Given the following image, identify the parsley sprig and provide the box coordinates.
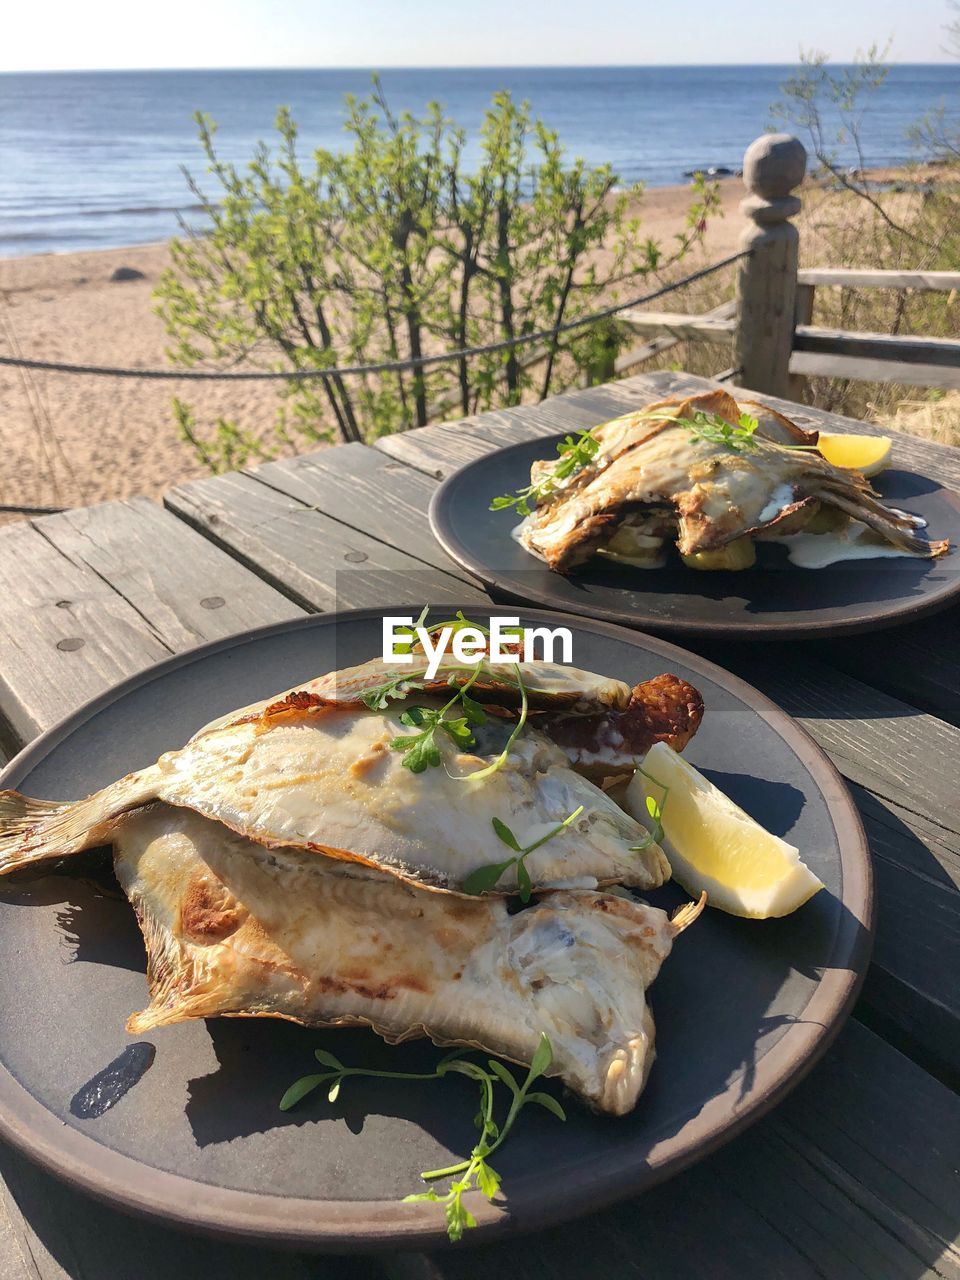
[490,428,600,516]
[390,666,487,773]
[280,1034,564,1243]
[679,409,760,451]
[461,804,585,899]
[359,671,427,711]
[356,611,531,783]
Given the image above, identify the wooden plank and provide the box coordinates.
[247,444,476,581]
[0,1141,376,1280]
[794,325,960,369]
[34,497,301,655]
[798,268,960,291]
[700,646,960,1081]
[165,469,488,613]
[851,783,960,1080]
[375,382,646,479]
[614,330,682,374]
[790,350,960,391]
[388,1020,960,1280]
[618,308,736,344]
[615,300,737,374]
[0,520,171,754]
[807,608,960,731]
[794,282,816,325]
[0,500,303,754]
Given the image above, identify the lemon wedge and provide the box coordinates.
[816,432,892,478]
[625,742,824,918]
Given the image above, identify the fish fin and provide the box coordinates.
[0,770,160,878]
[670,891,707,935]
[126,892,234,1033]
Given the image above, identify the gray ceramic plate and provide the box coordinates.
[429,438,960,638]
[0,609,872,1251]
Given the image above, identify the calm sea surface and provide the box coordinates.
[0,65,957,256]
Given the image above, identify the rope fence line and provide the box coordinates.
[0,251,748,382]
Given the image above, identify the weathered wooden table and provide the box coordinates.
[0,370,958,1280]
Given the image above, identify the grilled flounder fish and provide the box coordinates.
[107,804,700,1114]
[0,660,702,893]
[518,390,948,570]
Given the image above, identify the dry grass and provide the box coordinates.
[627,171,960,448]
[879,391,960,447]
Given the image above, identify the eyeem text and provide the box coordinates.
[382,616,573,679]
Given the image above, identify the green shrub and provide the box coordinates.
[156,80,716,469]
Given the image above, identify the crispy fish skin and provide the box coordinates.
[112,804,700,1115]
[195,654,634,739]
[0,659,704,893]
[520,390,948,570]
[0,704,671,893]
[548,673,705,776]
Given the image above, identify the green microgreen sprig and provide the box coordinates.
[389,665,486,773]
[461,804,584,900]
[490,428,600,516]
[616,406,760,452]
[357,610,531,783]
[629,766,669,851]
[452,661,528,784]
[359,671,427,711]
[280,1035,565,1243]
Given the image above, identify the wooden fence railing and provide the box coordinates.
[620,134,960,395]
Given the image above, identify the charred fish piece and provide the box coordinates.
[517,390,948,571]
[107,804,700,1115]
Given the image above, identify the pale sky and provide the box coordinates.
[2,0,956,72]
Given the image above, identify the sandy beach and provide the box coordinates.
[0,180,749,519]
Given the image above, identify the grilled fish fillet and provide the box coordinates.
[109,804,701,1114]
[0,660,703,893]
[519,390,948,570]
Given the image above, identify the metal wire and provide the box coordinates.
[0,251,748,382]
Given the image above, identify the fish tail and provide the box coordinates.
[0,770,160,877]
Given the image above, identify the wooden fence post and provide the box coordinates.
[734,134,807,397]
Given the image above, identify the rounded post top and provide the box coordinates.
[743,134,807,198]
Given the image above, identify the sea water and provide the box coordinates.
[1,64,957,255]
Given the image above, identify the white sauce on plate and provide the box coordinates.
[780,521,925,569]
[511,518,547,562]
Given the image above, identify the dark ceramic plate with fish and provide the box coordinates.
[0,608,871,1250]
[429,435,960,640]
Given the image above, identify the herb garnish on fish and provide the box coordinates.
[359,672,427,711]
[390,666,486,773]
[490,428,601,516]
[489,410,764,517]
[280,1034,565,1242]
[462,804,584,900]
[679,409,759,451]
[357,610,531,781]
[629,767,669,852]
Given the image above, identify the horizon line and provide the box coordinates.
[1,59,957,75]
